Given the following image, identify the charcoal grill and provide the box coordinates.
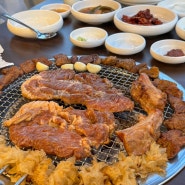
[0,60,185,185]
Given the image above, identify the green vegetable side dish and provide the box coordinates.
[77,36,87,42]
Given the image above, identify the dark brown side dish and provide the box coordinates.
[165,49,185,57]
[122,9,163,25]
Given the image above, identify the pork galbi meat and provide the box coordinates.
[157,130,185,159]
[164,113,185,132]
[9,122,91,159]
[21,69,134,113]
[130,73,167,114]
[162,95,185,132]
[116,110,163,156]
[4,101,116,159]
[153,79,183,99]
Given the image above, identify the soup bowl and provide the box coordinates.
[71,0,121,25]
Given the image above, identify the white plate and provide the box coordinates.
[158,0,185,18]
[150,39,185,64]
[105,33,146,55]
[70,27,108,48]
[176,17,185,40]
[113,5,178,37]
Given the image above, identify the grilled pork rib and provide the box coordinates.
[116,110,163,156]
[21,69,134,112]
[4,101,115,159]
[130,73,167,114]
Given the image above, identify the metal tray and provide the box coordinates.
[0,60,184,185]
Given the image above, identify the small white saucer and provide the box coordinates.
[70,27,108,48]
[150,39,185,64]
[105,33,146,55]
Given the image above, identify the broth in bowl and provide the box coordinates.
[79,5,114,14]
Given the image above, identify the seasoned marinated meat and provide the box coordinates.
[9,122,91,159]
[129,63,147,73]
[20,57,52,74]
[115,58,136,70]
[20,60,36,74]
[54,54,71,67]
[139,66,159,79]
[1,66,23,75]
[130,73,167,114]
[164,114,185,132]
[0,66,23,90]
[65,107,115,148]
[4,101,116,159]
[168,95,185,114]
[116,110,163,156]
[32,57,52,66]
[163,95,185,132]
[157,130,185,159]
[21,69,134,112]
[153,79,183,99]
[0,57,52,91]
[79,54,101,64]
[101,56,118,66]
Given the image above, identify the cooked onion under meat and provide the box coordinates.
[21,69,134,112]
[116,110,163,156]
[130,73,167,114]
[4,101,115,159]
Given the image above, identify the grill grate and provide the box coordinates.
[0,62,174,167]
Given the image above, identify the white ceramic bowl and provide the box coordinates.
[158,0,185,18]
[119,0,162,6]
[114,5,178,36]
[175,17,185,40]
[71,0,121,25]
[63,0,80,6]
[7,10,63,39]
[70,27,108,48]
[150,39,185,64]
[40,3,71,18]
[105,33,146,55]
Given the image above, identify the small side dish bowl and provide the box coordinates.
[114,5,178,36]
[175,17,185,40]
[105,33,146,55]
[7,10,63,39]
[63,0,80,6]
[40,3,71,18]
[158,0,185,18]
[118,0,162,6]
[71,0,121,25]
[150,39,185,64]
[70,27,108,48]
